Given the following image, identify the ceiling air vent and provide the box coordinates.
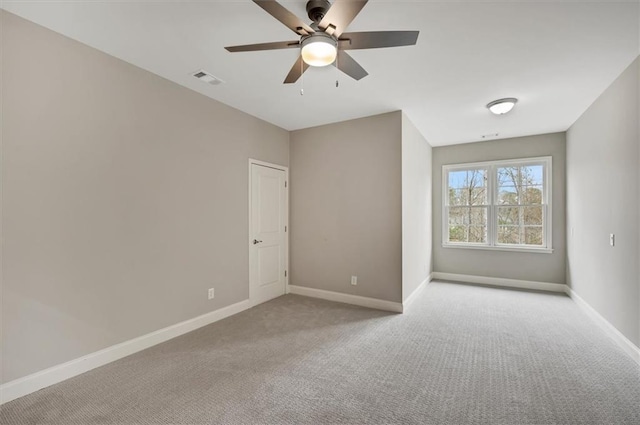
[192,69,225,86]
[481,133,499,139]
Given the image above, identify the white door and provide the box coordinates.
[249,162,287,306]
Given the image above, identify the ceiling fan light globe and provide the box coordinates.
[301,37,337,67]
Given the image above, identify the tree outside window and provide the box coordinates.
[443,157,551,252]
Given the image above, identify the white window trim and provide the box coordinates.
[442,156,553,254]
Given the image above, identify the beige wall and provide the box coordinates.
[401,114,432,301]
[566,57,639,347]
[289,112,403,303]
[432,133,566,284]
[1,12,289,383]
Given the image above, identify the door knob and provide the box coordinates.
[253,239,263,245]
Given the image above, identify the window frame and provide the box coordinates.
[442,156,553,254]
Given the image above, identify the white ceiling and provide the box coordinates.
[3,0,639,146]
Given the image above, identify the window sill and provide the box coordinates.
[442,243,554,254]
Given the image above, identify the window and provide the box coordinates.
[443,157,552,253]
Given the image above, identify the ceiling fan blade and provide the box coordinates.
[253,0,315,36]
[338,31,419,50]
[284,55,310,84]
[225,40,300,52]
[336,50,368,81]
[318,0,368,37]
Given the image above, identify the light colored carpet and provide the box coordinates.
[1,281,639,424]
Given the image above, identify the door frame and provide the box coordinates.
[248,159,290,306]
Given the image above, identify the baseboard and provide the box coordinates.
[565,287,640,366]
[289,285,403,313]
[402,274,432,310]
[431,272,567,293]
[0,299,252,405]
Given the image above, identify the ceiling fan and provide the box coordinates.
[225,0,419,84]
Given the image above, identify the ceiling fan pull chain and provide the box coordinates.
[335,53,339,88]
[300,57,305,96]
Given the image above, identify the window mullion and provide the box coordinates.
[518,166,524,245]
[489,165,496,247]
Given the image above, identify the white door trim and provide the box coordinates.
[248,159,289,306]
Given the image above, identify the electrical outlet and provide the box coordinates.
[351,276,357,286]
[609,234,615,247]
[208,288,215,300]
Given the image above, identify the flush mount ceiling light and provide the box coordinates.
[301,33,337,67]
[487,98,518,115]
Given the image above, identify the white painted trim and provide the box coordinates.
[565,287,640,366]
[289,285,403,313]
[432,272,567,293]
[248,159,290,303]
[442,243,554,254]
[0,299,252,405]
[402,274,432,310]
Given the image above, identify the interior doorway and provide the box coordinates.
[249,159,289,306]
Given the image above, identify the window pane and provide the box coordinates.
[498,186,518,205]
[524,227,543,245]
[448,188,469,206]
[448,207,468,225]
[498,164,545,207]
[448,207,487,226]
[498,206,519,225]
[448,206,487,243]
[498,226,520,244]
[522,185,543,204]
[468,226,487,243]
[449,170,486,189]
[469,187,487,206]
[448,170,468,189]
[465,169,487,191]
[497,167,519,187]
[448,225,466,242]
[523,206,543,225]
[448,225,487,243]
[469,207,487,226]
[522,165,544,185]
[450,186,486,206]
[448,169,487,206]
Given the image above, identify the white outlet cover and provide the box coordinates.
[208,288,215,299]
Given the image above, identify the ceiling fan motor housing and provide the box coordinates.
[301,32,338,49]
[306,0,331,23]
